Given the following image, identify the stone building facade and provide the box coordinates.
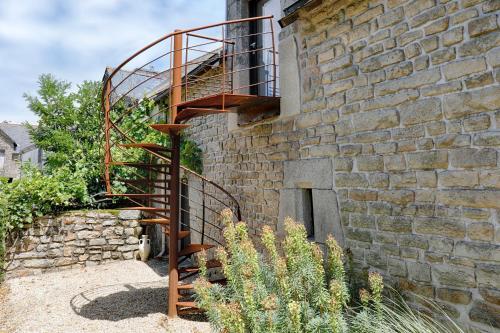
[185,0,500,330]
[0,128,20,180]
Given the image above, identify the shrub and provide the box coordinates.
[194,210,465,333]
[0,164,89,279]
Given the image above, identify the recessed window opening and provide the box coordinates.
[0,150,5,170]
[303,188,314,241]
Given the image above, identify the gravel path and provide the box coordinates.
[0,260,210,333]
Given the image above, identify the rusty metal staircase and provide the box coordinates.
[102,16,279,317]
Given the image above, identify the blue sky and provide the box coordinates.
[0,0,225,124]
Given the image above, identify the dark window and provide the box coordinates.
[302,189,315,240]
[250,0,281,96]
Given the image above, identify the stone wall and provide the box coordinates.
[186,0,500,330]
[4,210,142,278]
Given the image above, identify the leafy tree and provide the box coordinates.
[24,74,103,195]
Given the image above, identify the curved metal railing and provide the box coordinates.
[102,16,278,245]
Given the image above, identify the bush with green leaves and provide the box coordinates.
[0,164,89,278]
[194,210,465,333]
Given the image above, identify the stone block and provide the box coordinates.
[417,171,437,188]
[468,15,498,38]
[468,223,494,241]
[438,170,478,187]
[295,112,322,129]
[118,210,140,220]
[378,7,404,28]
[335,173,368,188]
[407,151,448,170]
[359,50,405,72]
[415,217,465,238]
[399,97,442,125]
[456,241,500,262]
[479,287,500,306]
[480,170,500,188]
[465,72,494,89]
[437,288,472,305]
[384,154,406,171]
[437,189,500,209]
[473,131,500,146]
[459,31,500,57]
[442,57,487,81]
[431,48,456,65]
[463,114,491,131]
[390,172,417,188]
[449,148,497,168]
[432,264,476,288]
[408,262,431,282]
[375,69,441,96]
[284,159,333,189]
[379,190,415,205]
[357,155,384,171]
[345,228,372,243]
[410,6,446,28]
[469,301,500,329]
[377,215,413,233]
[443,27,464,46]
[352,109,399,132]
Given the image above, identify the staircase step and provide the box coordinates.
[110,162,169,170]
[150,124,191,134]
[178,283,194,290]
[176,301,198,309]
[179,259,222,274]
[175,108,230,123]
[120,179,169,184]
[139,218,170,225]
[178,278,226,291]
[121,206,169,212]
[164,229,190,239]
[118,143,171,152]
[109,193,167,198]
[179,244,214,257]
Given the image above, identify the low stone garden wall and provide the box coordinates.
[4,209,143,278]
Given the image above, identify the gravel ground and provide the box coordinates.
[0,260,210,333]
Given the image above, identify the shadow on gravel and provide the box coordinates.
[72,283,167,321]
[71,281,207,322]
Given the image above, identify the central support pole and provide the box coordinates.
[168,133,181,318]
[167,30,183,318]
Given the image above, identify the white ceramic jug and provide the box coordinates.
[138,235,151,262]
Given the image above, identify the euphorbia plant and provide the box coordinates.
[194,209,383,333]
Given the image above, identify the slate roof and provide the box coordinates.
[0,122,35,152]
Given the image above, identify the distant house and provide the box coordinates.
[0,122,43,180]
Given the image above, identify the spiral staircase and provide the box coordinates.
[102,16,279,317]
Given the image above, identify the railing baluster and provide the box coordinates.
[201,179,206,245]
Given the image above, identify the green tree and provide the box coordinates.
[24,74,103,195]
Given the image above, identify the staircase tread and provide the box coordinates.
[175,108,230,123]
[179,259,222,273]
[110,162,168,168]
[178,278,226,291]
[118,143,171,151]
[139,218,170,224]
[121,206,169,211]
[179,244,214,257]
[109,193,167,197]
[150,124,191,134]
[176,301,198,308]
[164,230,190,239]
